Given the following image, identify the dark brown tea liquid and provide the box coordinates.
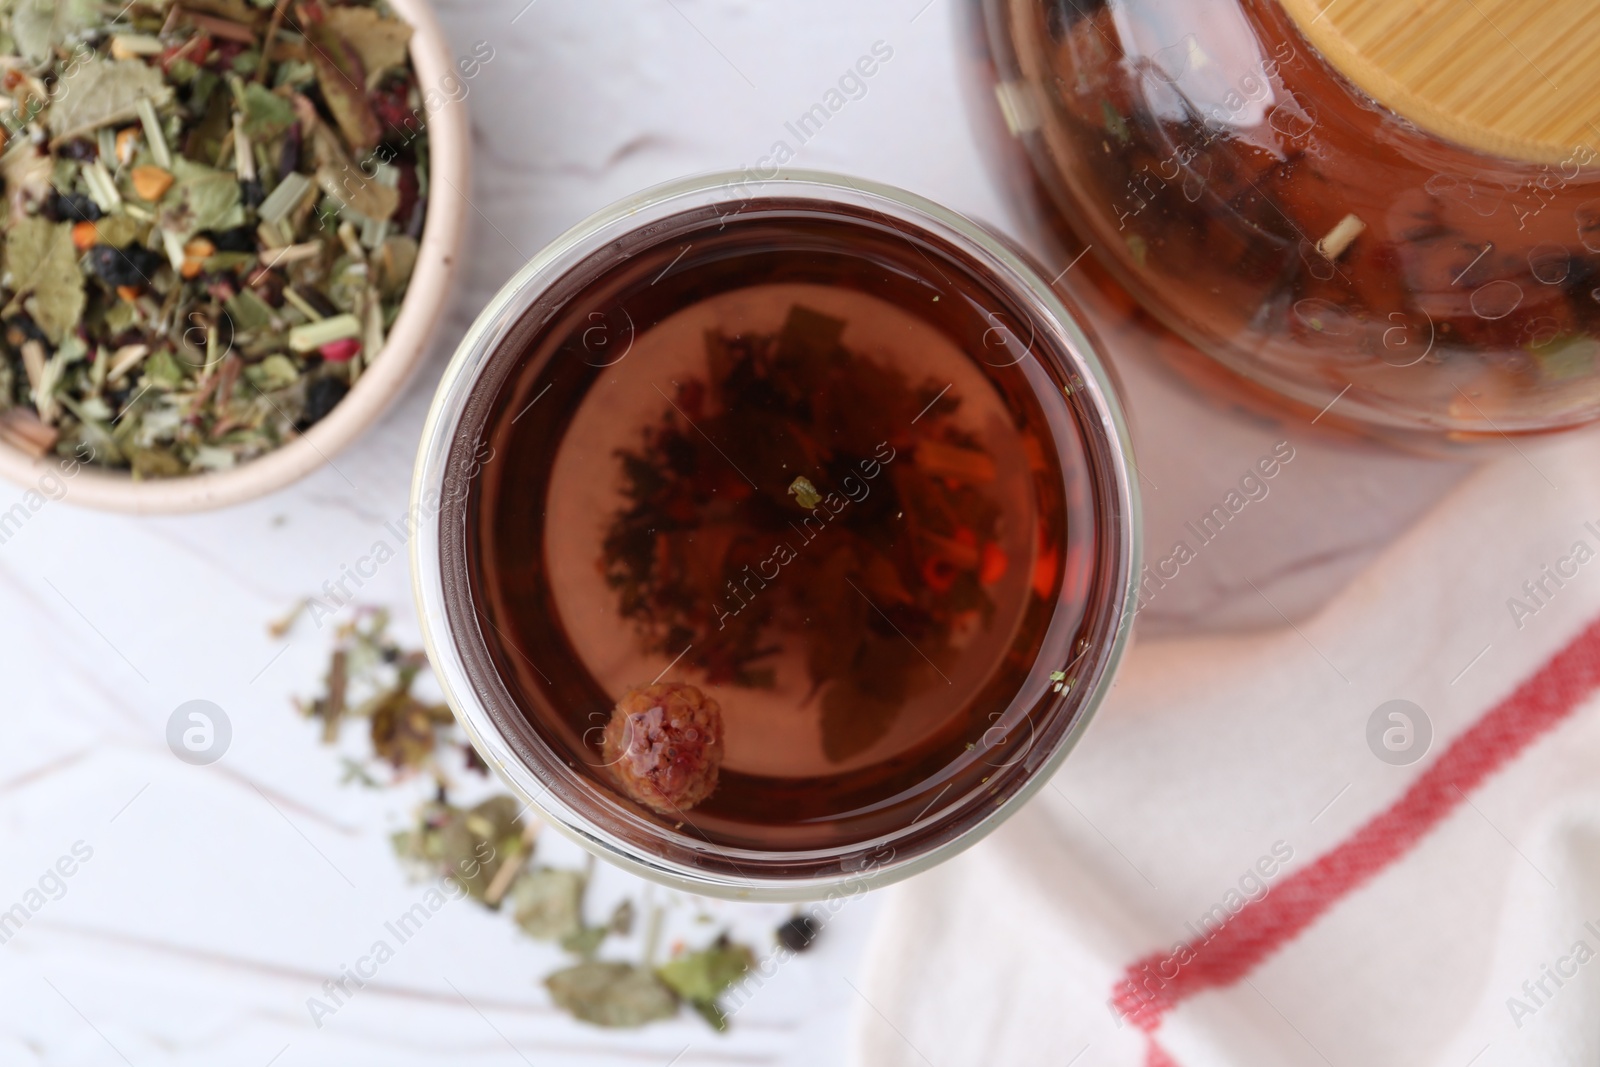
[462,208,1104,853]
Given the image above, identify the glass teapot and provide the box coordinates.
[962,0,1600,445]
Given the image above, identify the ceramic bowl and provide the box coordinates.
[0,0,469,513]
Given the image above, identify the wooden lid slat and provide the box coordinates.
[1279,0,1600,162]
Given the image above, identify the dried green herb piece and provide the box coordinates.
[372,234,418,297]
[4,217,85,346]
[315,158,400,221]
[257,171,314,225]
[390,795,524,904]
[544,963,680,1029]
[225,289,275,333]
[0,0,431,476]
[389,802,443,869]
[560,924,609,959]
[368,688,453,769]
[510,867,586,941]
[656,936,755,1031]
[12,0,97,63]
[47,58,174,141]
[288,602,762,1034]
[324,6,414,79]
[238,82,296,141]
[157,159,243,241]
[0,144,54,210]
[299,3,382,150]
[91,215,144,249]
[442,796,525,902]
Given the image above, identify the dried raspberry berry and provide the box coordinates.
[601,682,723,815]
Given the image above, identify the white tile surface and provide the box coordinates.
[0,0,1470,1063]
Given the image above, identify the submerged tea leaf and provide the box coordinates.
[787,475,821,510]
[601,304,1001,760]
[820,678,900,763]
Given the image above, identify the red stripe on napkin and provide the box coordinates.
[1146,1041,1180,1067]
[1111,614,1600,1032]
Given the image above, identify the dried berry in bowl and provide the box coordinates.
[0,0,445,484]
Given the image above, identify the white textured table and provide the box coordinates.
[0,2,1469,1064]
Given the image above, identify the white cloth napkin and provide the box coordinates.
[850,429,1600,1067]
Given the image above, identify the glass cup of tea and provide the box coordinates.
[411,171,1140,900]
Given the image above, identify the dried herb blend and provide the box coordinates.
[0,0,429,476]
[602,305,1007,762]
[286,606,759,1031]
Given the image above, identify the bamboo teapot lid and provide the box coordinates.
[1278,0,1600,164]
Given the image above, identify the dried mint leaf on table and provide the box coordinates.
[656,936,755,1031]
[367,688,453,769]
[442,795,526,901]
[544,963,680,1029]
[511,867,586,941]
[392,795,525,904]
[286,603,762,1032]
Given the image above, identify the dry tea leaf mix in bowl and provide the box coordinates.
[0,0,467,509]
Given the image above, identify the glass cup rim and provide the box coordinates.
[410,168,1143,901]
